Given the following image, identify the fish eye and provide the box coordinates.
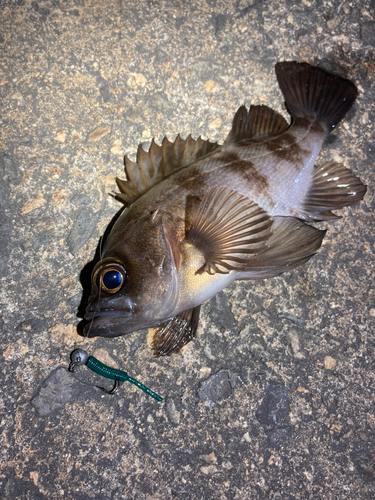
[101,268,124,293]
[92,259,126,294]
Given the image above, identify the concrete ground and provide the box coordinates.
[0,0,374,498]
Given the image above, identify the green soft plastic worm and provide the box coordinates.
[69,349,162,402]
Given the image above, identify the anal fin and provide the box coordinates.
[301,161,367,221]
[188,187,273,274]
[237,217,326,279]
[150,306,201,356]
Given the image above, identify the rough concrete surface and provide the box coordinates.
[0,0,374,498]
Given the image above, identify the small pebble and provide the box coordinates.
[55,130,66,143]
[19,194,47,215]
[92,348,119,369]
[204,80,219,93]
[48,323,79,346]
[324,356,337,370]
[208,117,222,130]
[88,126,111,142]
[127,73,147,88]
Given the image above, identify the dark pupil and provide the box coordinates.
[102,270,123,290]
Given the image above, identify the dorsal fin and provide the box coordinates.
[223,105,289,146]
[115,135,219,205]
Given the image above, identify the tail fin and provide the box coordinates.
[275,62,358,130]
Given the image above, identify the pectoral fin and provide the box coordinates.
[188,187,272,274]
[150,306,201,356]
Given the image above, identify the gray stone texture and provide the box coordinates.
[0,0,374,498]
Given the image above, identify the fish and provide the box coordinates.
[83,61,367,356]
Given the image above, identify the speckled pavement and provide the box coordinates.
[1,1,374,498]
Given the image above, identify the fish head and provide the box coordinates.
[83,210,179,338]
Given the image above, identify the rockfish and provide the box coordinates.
[84,62,366,355]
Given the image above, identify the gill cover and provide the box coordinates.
[84,211,179,338]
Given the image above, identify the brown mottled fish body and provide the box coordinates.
[84,62,366,356]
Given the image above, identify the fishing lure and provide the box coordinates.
[69,349,163,402]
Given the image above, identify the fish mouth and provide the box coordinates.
[83,314,136,338]
[83,295,135,337]
[84,310,132,320]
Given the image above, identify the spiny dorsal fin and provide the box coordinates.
[188,186,273,275]
[224,105,289,146]
[150,305,201,356]
[300,161,367,221]
[115,135,219,205]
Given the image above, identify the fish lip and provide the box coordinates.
[83,313,164,338]
[83,315,134,338]
[84,310,132,320]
